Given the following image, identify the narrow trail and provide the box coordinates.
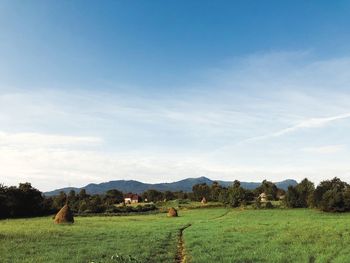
[211,209,230,220]
[174,209,230,262]
[175,223,192,263]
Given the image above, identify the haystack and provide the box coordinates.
[201,197,207,204]
[167,207,178,217]
[54,204,74,224]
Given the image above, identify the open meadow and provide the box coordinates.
[1,208,350,263]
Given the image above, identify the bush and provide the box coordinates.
[104,204,157,214]
[285,179,314,208]
[178,199,190,204]
[253,199,262,209]
[0,183,46,218]
[265,201,274,209]
[313,178,350,212]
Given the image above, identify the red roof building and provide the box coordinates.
[124,193,141,204]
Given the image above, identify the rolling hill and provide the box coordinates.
[44,177,298,196]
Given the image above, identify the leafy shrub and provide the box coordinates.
[103,204,157,214]
[252,199,262,209]
[178,199,190,204]
[313,177,350,212]
[265,201,274,209]
[285,179,314,208]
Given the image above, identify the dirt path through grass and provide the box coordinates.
[174,209,230,262]
[210,209,230,220]
[175,223,192,263]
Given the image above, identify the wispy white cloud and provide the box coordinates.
[273,113,350,136]
[2,51,350,190]
[1,145,349,191]
[302,145,345,154]
[0,131,102,148]
[243,112,350,143]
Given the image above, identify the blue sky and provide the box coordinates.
[1,1,350,191]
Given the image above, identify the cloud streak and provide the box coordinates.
[243,112,350,143]
[0,131,103,148]
[2,51,350,190]
[273,113,350,136]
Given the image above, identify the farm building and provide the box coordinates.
[124,193,141,204]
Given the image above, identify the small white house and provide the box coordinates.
[124,193,140,204]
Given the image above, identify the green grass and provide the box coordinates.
[184,209,350,263]
[0,208,226,263]
[1,208,350,262]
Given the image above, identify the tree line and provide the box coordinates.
[1,177,350,218]
[191,177,350,212]
[0,183,50,218]
[285,177,350,212]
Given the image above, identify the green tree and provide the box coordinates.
[285,186,300,208]
[173,191,187,200]
[68,190,76,201]
[52,191,67,210]
[0,184,9,218]
[218,187,229,204]
[227,181,246,207]
[86,195,104,213]
[192,183,211,201]
[142,189,164,202]
[78,189,88,200]
[105,189,124,205]
[255,180,278,200]
[210,182,223,202]
[67,190,79,211]
[164,191,175,201]
[285,179,314,208]
[313,177,349,212]
[2,183,44,217]
[296,178,314,207]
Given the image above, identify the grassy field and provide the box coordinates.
[184,209,350,263]
[1,208,350,262]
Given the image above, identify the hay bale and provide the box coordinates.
[201,197,207,204]
[54,204,74,224]
[167,207,178,217]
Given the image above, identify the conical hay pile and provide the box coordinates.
[167,207,178,217]
[54,204,74,224]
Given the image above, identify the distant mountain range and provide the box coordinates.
[44,177,298,196]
